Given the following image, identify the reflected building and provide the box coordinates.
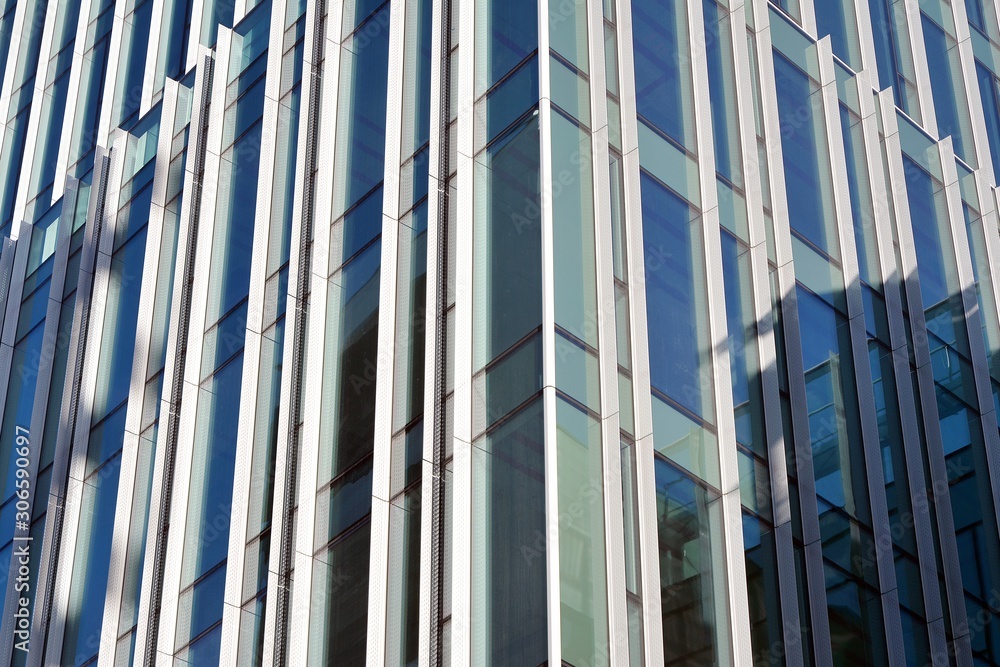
[3,0,1000,665]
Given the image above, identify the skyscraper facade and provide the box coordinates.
[1,0,1000,665]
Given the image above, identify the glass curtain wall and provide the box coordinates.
[308,0,390,660]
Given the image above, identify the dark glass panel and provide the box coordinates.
[473,400,547,664]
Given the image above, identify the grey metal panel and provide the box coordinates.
[578,0,629,660]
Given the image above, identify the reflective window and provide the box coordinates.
[473,116,542,368]
[656,457,729,665]
[472,399,547,664]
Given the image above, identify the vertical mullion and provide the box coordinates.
[259,0,328,661]
[26,149,108,667]
[876,91,975,663]
[585,0,630,661]
[730,3,806,663]
[96,78,181,667]
[610,0,664,660]
[217,0,288,661]
[96,2,128,150]
[140,0,169,113]
[535,0,561,660]
[151,30,231,658]
[903,0,939,131]
[418,0,448,656]
[366,0,407,659]
[817,34,908,667]
[280,0,341,661]
[449,0,474,655]
[132,49,213,664]
[688,2,755,663]
[938,136,1000,588]
[859,69,950,662]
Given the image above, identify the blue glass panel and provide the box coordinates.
[703,0,738,184]
[976,62,1000,180]
[796,286,869,521]
[902,155,964,349]
[118,0,153,127]
[190,354,244,580]
[317,522,371,663]
[840,105,875,288]
[632,0,687,146]
[743,514,784,667]
[475,116,542,365]
[186,564,227,645]
[343,186,383,263]
[414,0,432,149]
[329,241,382,476]
[184,623,223,665]
[640,171,712,420]
[161,0,192,81]
[774,52,836,258]
[481,0,537,88]
[324,458,374,540]
[217,122,263,318]
[868,0,907,111]
[93,225,148,421]
[814,0,850,64]
[966,0,987,32]
[485,58,538,144]
[921,14,967,160]
[342,5,390,211]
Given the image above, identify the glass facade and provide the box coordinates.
[2,0,1000,665]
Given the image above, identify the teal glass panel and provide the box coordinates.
[552,111,597,345]
[472,400,547,664]
[556,398,609,666]
[473,116,542,369]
